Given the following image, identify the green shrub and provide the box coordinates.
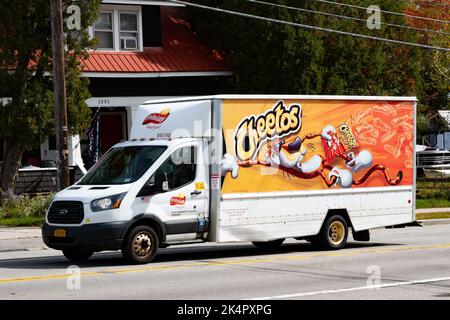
[416,180,450,200]
[0,194,53,220]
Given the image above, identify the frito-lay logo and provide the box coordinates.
[142,108,171,125]
[234,101,302,161]
[170,193,186,206]
[338,122,358,149]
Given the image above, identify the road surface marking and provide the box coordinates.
[0,271,100,284]
[248,276,450,300]
[1,242,450,285]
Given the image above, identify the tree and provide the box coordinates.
[405,0,449,137]
[188,0,326,94]
[187,0,447,142]
[0,0,101,198]
[188,0,427,94]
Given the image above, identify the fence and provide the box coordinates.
[0,166,84,195]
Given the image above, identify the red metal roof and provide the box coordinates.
[81,7,229,75]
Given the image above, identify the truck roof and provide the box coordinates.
[142,94,418,105]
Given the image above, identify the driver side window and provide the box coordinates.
[138,146,197,196]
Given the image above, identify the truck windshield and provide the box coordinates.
[79,146,167,185]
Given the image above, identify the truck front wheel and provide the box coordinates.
[62,249,93,262]
[312,215,348,250]
[122,225,159,264]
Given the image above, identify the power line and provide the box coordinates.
[169,0,450,52]
[246,0,450,35]
[314,0,450,24]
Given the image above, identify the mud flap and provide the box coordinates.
[353,229,370,241]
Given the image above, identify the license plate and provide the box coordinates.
[54,229,66,238]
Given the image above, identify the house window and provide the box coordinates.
[94,12,114,50]
[119,13,138,50]
[92,6,142,51]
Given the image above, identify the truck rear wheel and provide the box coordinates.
[122,225,159,264]
[252,238,285,248]
[62,249,93,262]
[313,215,348,250]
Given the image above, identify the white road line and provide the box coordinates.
[248,277,450,300]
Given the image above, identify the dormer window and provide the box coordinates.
[92,5,142,51]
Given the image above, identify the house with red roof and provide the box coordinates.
[2,0,230,193]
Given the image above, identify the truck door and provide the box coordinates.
[137,142,208,239]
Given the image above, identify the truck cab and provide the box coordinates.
[43,98,217,263]
[43,137,211,264]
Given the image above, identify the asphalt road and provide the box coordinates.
[1,223,450,300]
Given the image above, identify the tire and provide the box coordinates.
[63,249,93,262]
[122,225,159,264]
[312,215,348,250]
[252,238,285,248]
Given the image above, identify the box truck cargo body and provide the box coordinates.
[42,95,416,264]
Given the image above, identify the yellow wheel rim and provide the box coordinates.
[133,232,152,257]
[328,221,345,245]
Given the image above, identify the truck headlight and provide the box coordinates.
[90,193,127,212]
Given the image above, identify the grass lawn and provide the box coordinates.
[416,199,450,209]
[0,194,52,227]
[416,212,450,220]
[0,216,44,227]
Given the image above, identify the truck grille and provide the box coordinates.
[48,201,84,224]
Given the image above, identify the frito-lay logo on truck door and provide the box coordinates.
[170,193,186,206]
[234,101,302,161]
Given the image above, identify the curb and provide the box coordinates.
[418,218,450,226]
[416,208,450,214]
[0,227,42,241]
[0,247,48,253]
[0,226,41,229]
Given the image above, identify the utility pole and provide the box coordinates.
[50,0,70,190]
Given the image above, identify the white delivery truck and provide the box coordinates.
[42,95,416,264]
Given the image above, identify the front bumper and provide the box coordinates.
[42,221,128,252]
